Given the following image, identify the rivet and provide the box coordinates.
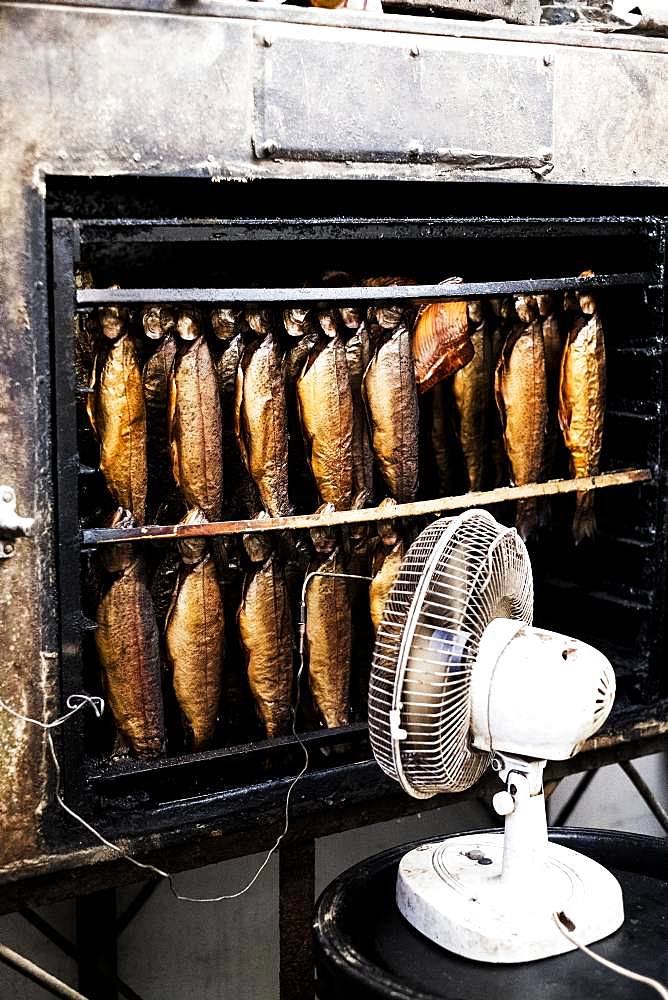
[1,489,14,504]
[410,45,420,57]
[543,54,553,66]
[3,543,14,556]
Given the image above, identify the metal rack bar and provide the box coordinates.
[74,216,660,246]
[82,468,652,548]
[76,271,653,307]
[620,760,668,834]
[0,943,89,1000]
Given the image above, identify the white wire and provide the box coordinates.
[553,912,668,999]
[0,566,372,904]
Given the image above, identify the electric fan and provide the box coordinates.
[368,508,623,963]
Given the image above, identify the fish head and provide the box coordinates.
[245,308,272,336]
[100,508,136,574]
[373,304,404,330]
[310,503,337,554]
[576,272,597,316]
[211,307,240,341]
[282,307,309,337]
[142,304,174,340]
[177,508,209,564]
[488,297,502,317]
[514,294,538,323]
[242,512,273,562]
[534,293,555,318]
[176,307,203,341]
[467,299,485,325]
[499,296,516,321]
[316,309,340,338]
[563,289,579,312]
[98,287,129,340]
[339,306,362,330]
[376,498,401,545]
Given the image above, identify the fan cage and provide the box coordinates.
[368,509,533,799]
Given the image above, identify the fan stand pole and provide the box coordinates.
[495,756,549,888]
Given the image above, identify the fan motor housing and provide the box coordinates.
[471,618,616,760]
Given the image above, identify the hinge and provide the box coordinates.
[0,486,35,559]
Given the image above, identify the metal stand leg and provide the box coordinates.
[279,839,315,1000]
[76,889,118,1000]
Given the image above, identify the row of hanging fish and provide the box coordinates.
[90,500,408,756]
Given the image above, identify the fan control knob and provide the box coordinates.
[492,790,515,817]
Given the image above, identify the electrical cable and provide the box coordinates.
[553,912,668,999]
[0,568,371,904]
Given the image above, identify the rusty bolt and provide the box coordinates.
[3,543,14,556]
[1,488,14,505]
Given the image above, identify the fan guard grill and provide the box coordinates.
[368,509,533,799]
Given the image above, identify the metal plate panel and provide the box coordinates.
[254,25,553,166]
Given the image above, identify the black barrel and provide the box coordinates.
[314,828,668,1000]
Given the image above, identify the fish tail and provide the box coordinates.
[573,491,597,544]
[516,498,540,542]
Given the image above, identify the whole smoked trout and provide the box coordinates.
[413,285,473,393]
[95,510,165,756]
[296,310,354,511]
[369,501,406,633]
[142,305,177,520]
[344,318,374,504]
[558,284,606,542]
[495,295,547,541]
[88,307,147,524]
[166,510,224,751]
[74,266,96,388]
[452,300,490,493]
[363,309,419,503]
[306,510,352,728]
[168,312,223,522]
[235,310,291,517]
[238,524,293,738]
[487,297,516,488]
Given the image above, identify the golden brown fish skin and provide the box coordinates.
[344,321,374,503]
[235,324,291,517]
[452,303,490,493]
[296,330,354,511]
[96,551,165,757]
[363,319,419,503]
[89,333,148,524]
[535,294,564,482]
[558,299,606,543]
[306,547,351,729]
[370,535,406,634]
[412,296,473,393]
[166,550,224,751]
[487,297,515,488]
[495,303,547,541]
[238,552,293,738]
[212,333,259,518]
[143,332,177,519]
[74,266,96,388]
[168,335,223,522]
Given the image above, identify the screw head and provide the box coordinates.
[543,54,553,66]
[1,488,14,505]
[410,45,420,57]
[3,543,14,556]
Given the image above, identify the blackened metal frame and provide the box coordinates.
[44,212,668,1000]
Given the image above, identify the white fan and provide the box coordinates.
[368,508,623,963]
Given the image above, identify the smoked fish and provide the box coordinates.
[95,509,165,756]
[142,306,177,520]
[296,310,354,511]
[88,305,147,524]
[535,293,563,481]
[168,309,223,522]
[430,381,456,496]
[238,525,294,738]
[305,526,352,729]
[558,285,606,543]
[235,310,291,517]
[495,295,547,541]
[487,297,516,488]
[74,266,96,388]
[166,509,224,751]
[412,282,473,393]
[343,317,374,505]
[369,500,406,633]
[452,300,490,493]
[363,307,419,503]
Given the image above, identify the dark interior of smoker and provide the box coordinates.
[47,178,667,819]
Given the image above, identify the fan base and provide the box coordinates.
[396,833,624,963]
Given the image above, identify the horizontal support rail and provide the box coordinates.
[76,272,653,307]
[82,468,652,548]
[74,216,660,246]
